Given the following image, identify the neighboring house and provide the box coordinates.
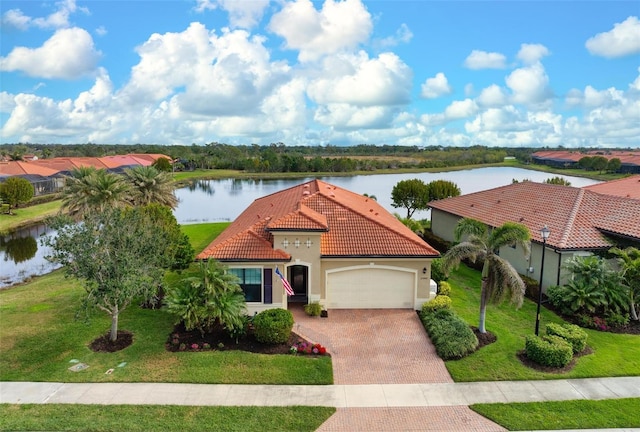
[531,150,640,174]
[429,181,640,291]
[197,179,440,313]
[583,175,640,200]
[0,154,171,195]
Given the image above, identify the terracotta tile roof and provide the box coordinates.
[532,150,640,166]
[583,175,640,200]
[429,182,640,250]
[197,179,440,261]
[1,154,172,178]
[0,161,60,177]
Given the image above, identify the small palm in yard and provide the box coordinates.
[124,165,178,209]
[165,260,247,338]
[442,218,531,333]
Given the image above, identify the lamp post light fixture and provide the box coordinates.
[535,225,551,336]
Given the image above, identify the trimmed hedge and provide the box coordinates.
[421,309,478,360]
[525,335,573,368]
[421,295,452,313]
[546,323,588,354]
[437,281,452,296]
[253,308,294,344]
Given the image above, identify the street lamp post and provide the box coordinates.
[535,225,550,336]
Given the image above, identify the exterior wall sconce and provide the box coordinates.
[422,267,427,275]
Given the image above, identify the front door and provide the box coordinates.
[288,265,308,303]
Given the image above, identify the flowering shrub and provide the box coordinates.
[202,343,211,350]
[290,342,327,355]
[593,316,608,331]
[191,343,200,350]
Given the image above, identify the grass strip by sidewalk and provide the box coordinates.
[471,398,640,430]
[0,404,336,432]
[444,264,640,381]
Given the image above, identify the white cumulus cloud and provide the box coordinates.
[586,16,640,58]
[420,72,452,99]
[477,84,508,107]
[1,0,88,30]
[463,50,506,69]
[517,43,550,64]
[0,27,101,79]
[268,0,372,62]
[194,0,269,28]
[505,63,552,106]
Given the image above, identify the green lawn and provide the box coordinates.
[443,265,640,381]
[0,404,336,432]
[471,398,640,430]
[182,222,230,254]
[0,222,332,385]
[0,200,62,234]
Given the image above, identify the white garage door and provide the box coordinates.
[326,267,415,309]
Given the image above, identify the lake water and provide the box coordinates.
[1,167,599,288]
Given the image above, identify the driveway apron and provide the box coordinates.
[291,307,506,431]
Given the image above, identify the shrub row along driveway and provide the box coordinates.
[291,307,505,431]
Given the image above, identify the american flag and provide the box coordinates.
[275,267,294,296]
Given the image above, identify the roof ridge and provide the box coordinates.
[321,192,435,253]
[558,188,584,248]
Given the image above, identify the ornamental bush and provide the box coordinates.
[437,281,452,296]
[253,308,294,344]
[430,258,448,282]
[421,294,452,313]
[304,301,323,317]
[421,309,478,360]
[546,323,588,353]
[525,335,573,368]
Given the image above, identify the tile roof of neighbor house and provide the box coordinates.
[197,179,440,261]
[0,161,61,178]
[532,150,640,166]
[429,181,640,250]
[0,154,171,178]
[583,175,640,200]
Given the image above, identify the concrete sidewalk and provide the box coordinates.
[2,377,639,407]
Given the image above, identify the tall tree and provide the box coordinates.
[607,158,622,173]
[44,207,173,342]
[61,167,131,217]
[426,179,461,202]
[441,218,531,333]
[0,177,34,214]
[391,178,429,219]
[591,156,609,173]
[151,157,173,172]
[123,165,178,209]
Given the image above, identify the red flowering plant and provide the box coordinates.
[290,341,327,355]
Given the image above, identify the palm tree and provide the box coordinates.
[610,247,640,321]
[123,165,178,209]
[61,167,131,217]
[441,218,531,333]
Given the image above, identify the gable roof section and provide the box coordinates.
[429,181,640,250]
[197,179,439,261]
[0,161,60,178]
[583,175,640,200]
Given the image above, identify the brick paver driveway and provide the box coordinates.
[291,306,506,431]
[291,307,452,385]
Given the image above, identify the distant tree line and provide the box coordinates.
[1,143,511,174]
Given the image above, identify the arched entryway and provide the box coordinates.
[288,265,308,303]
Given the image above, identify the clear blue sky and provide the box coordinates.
[1,0,639,148]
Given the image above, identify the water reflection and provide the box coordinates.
[187,180,215,196]
[0,225,61,289]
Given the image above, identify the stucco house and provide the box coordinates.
[197,179,440,313]
[429,181,640,291]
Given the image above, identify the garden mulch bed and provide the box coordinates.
[89,330,133,353]
[472,326,497,349]
[165,323,316,354]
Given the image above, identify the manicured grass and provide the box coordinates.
[181,222,230,254]
[0,200,62,234]
[443,264,640,381]
[0,404,336,432]
[0,220,333,385]
[471,398,640,430]
[513,161,627,181]
[0,271,332,384]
